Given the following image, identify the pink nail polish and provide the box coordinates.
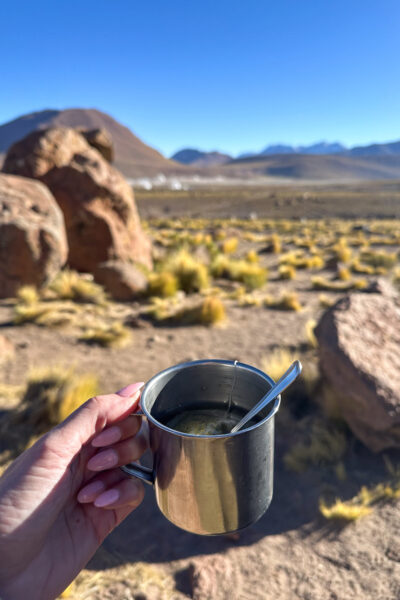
[87,449,118,471]
[116,382,144,398]
[94,488,120,507]
[77,480,105,503]
[92,426,122,447]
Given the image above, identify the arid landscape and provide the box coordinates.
[1,174,400,598]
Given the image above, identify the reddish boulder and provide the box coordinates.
[315,289,400,451]
[2,128,152,273]
[0,173,68,298]
[93,260,147,301]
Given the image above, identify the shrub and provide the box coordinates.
[305,319,318,348]
[246,250,259,263]
[284,421,347,473]
[262,348,297,382]
[80,322,132,348]
[332,238,352,263]
[337,266,351,281]
[264,291,303,311]
[48,270,106,304]
[311,276,367,291]
[147,272,178,298]
[21,367,99,431]
[319,294,335,308]
[278,265,296,280]
[17,286,39,305]
[171,297,226,326]
[165,250,209,293]
[221,237,238,254]
[211,256,267,290]
[360,250,397,269]
[319,499,372,521]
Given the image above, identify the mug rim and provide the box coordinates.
[139,358,281,439]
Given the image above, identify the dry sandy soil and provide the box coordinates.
[1,210,400,599]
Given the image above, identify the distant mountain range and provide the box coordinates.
[171,148,232,167]
[0,108,182,177]
[172,139,400,166]
[2,109,400,182]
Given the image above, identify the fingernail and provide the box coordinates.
[94,488,120,507]
[92,426,122,447]
[77,480,105,503]
[116,382,144,398]
[87,449,118,471]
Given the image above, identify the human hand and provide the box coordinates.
[0,382,147,600]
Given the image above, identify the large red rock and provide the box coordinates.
[0,173,68,298]
[315,289,400,451]
[2,128,152,273]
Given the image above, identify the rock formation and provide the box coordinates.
[0,173,67,298]
[315,287,400,451]
[3,127,152,274]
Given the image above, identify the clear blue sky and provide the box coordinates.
[1,0,399,157]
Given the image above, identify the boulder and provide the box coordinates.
[78,128,114,162]
[0,173,68,298]
[2,128,152,273]
[93,260,147,301]
[315,289,400,451]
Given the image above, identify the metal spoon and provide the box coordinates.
[230,360,302,433]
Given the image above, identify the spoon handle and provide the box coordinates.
[230,360,302,433]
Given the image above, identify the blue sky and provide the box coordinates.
[0,0,399,156]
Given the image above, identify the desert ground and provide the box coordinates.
[1,184,400,599]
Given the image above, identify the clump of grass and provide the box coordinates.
[319,294,335,308]
[246,249,259,263]
[197,296,226,325]
[221,237,238,254]
[168,296,227,326]
[262,348,297,382]
[284,421,347,473]
[238,293,263,307]
[264,291,303,311]
[360,250,397,269]
[305,319,318,348]
[211,255,267,290]
[393,267,400,287]
[48,270,106,304]
[319,498,372,521]
[279,252,324,270]
[332,238,352,263]
[319,480,400,522]
[20,367,99,431]
[17,286,39,305]
[164,249,209,293]
[14,303,53,324]
[278,265,296,280]
[311,276,367,291]
[80,322,132,348]
[270,233,282,254]
[147,272,178,298]
[351,259,375,275]
[337,266,351,281]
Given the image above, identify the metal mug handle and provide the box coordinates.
[120,410,155,486]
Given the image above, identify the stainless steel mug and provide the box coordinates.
[121,359,280,535]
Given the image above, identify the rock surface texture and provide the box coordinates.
[93,260,148,301]
[315,289,400,451]
[2,128,152,273]
[79,128,114,163]
[0,173,68,298]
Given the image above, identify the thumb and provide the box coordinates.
[46,382,145,458]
